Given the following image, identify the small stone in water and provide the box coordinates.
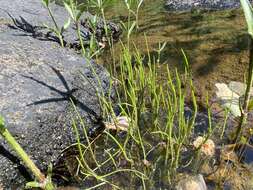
[176,174,207,190]
[104,116,130,131]
[193,136,215,157]
[143,159,151,167]
[215,82,241,117]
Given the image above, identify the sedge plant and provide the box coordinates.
[64,0,105,58]
[87,0,109,36]
[39,0,216,188]
[89,38,214,187]
[64,0,87,55]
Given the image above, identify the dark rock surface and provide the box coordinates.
[0,0,111,189]
[0,0,121,48]
[165,0,253,11]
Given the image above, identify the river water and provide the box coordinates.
[95,1,253,189]
[97,0,249,105]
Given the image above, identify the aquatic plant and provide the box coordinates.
[14,0,228,188]
[72,36,219,188]
[88,0,109,35]
[64,0,87,54]
[59,2,218,187]
[0,116,56,190]
[42,0,70,47]
[64,0,105,58]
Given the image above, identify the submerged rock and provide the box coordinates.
[176,174,207,190]
[193,136,215,157]
[228,81,253,97]
[215,83,241,117]
[0,0,113,189]
[165,0,253,11]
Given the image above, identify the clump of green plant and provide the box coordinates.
[110,43,200,186]
[87,0,109,35]
[42,0,71,47]
[0,116,56,190]
[120,0,144,47]
[38,0,218,188]
[68,37,217,189]
[125,0,144,29]
[64,0,107,58]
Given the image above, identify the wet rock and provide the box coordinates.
[165,0,253,11]
[0,0,112,189]
[216,81,253,117]
[176,174,207,190]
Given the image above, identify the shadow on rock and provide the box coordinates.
[22,66,99,119]
[0,145,32,182]
[7,12,66,45]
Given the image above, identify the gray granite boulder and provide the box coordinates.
[0,0,121,48]
[165,0,253,11]
[0,0,112,189]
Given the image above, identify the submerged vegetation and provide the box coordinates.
[1,0,253,189]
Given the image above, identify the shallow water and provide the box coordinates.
[98,0,250,104]
[94,1,253,189]
[57,0,253,189]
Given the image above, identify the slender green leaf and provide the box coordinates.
[64,1,75,20]
[0,115,4,133]
[25,181,42,188]
[137,0,144,10]
[42,0,49,7]
[240,0,253,37]
[128,21,136,38]
[76,3,87,21]
[248,98,253,110]
[63,17,71,30]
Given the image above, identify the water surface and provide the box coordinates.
[98,0,249,103]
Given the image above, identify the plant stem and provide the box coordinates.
[47,7,64,47]
[234,35,253,143]
[0,118,55,190]
[76,22,86,56]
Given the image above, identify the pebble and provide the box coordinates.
[176,174,207,190]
